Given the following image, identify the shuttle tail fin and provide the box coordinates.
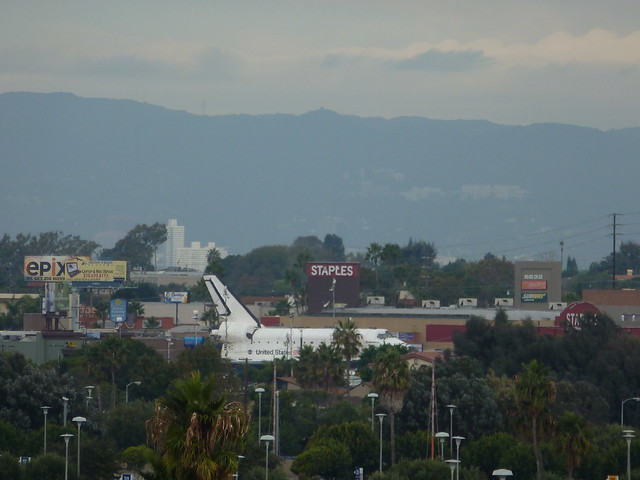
[203,275,261,328]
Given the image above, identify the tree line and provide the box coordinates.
[3,225,640,305]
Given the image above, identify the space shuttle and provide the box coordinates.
[204,275,406,363]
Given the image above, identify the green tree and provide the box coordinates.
[323,234,346,261]
[23,453,68,480]
[372,348,411,466]
[101,222,167,271]
[101,400,155,449]
[554,411,591,480]
[0,351,79,430]
[146,372,249,480]
[86,336,127,409]
[294,345,319,389]
[0,451,23,480]
[292,439,352,480]
[128,299,145,319]
[292,421,376,479]
[173,343,229,384]
[205,248,226,276]
[564,256,579,277]
[62,336,174,408]
[145,316,161,328]
[381,243,403,265]
[0,295,40,330]
[316,343,345,391]
[94,301,109,327]
[201,307,220,328]
[332,318,362,385]
[365,242,383,289]
[514,360,556,480]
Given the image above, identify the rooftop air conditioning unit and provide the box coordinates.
[366,296,385,306]
[422,300,440,309]
[494,298,514,307]
[458,298,478,307]
[549,302,567,311]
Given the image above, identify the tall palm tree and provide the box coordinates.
[365,242,383,290]
[294,345,319,389]
[146,372,249,480]
[514,360,556,480]
[371,349,410,465]
[555,411,591,480]
[316,343,345,391]
[332,318,362,387]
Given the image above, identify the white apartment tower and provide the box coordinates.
[160,219,228,271]
[164,219,185,269]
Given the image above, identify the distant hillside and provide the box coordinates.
[1,91,639,267]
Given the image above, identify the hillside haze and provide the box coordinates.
[2,92,639,267]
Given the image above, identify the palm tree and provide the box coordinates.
[316,343,345,391]
[95,301,109,327]
[332,318,362,387]
[201,307,220,328]
[365,242,383,290]
[294,345,319,389]
[514,360,556,480]
[371,348,410,465]
[129,299,145,319]
[87,335,127,408]
[555,411,591,480]
[146,371,249,480]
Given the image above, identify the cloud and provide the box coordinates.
[389,48,491,72]
[372,167,405,181]
[402,187,445,202]
[459,185,527,200]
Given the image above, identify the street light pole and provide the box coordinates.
[446,404,456,457]
[367,393,379,431]
[126,381,142,403]
[446,460,460,480]
[61,434,74,480]
[73,416,86,478]
[235,454,245,480]
[256,387,265,441]
[623,430,635,480]
[193,310,199,344]
[453,436,465,480]
[376,413,386,472]
[260,435,275,480]
[84,385,94,411]
[435,432,449,460]
[621,397,640,426]
[62,396,69,427]
[41,406,50,454]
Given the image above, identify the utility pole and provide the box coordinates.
[613,213,618,289]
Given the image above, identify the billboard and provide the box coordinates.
[514,262,561,310]
[307,262,360,313]
[24,257,126,284]
[24,256,90,282]
[163,292,189,304]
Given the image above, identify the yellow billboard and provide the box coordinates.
[24,257,127,283]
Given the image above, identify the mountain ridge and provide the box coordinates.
[2,91,638,267]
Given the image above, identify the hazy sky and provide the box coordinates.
[2,1,639,130]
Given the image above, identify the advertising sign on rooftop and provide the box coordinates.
[163,292,189,304]
[23,256,90,282]
[24,257,126,284]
